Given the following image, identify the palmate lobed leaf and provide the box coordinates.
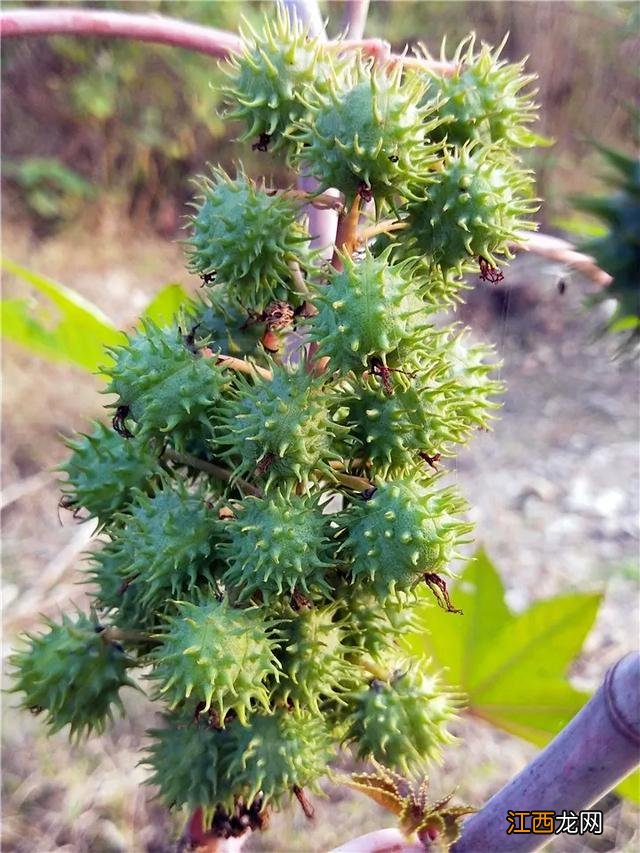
[402,548,639,801]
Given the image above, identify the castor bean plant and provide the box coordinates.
[10,3,541,846]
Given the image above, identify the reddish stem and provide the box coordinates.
[0,8,242,57]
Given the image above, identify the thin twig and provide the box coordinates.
[357,219,407,244]
[287,260,311,297]
[163,448,262,497]
[208,352,272,381]
[330,470,373,492]
[279,189,345,211]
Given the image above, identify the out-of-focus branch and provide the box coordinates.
[0,9,456,77]
[515,231,613,286]
[0,7,242,57]
[342,0,371,40]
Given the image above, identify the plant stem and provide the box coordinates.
[333,196,363,267]
[514,230,612,286]
[0,8,242,56]
[280,189,345,211]
[330,470,373,492]
[357,219,407,244]
[163,448,262,497]
[101,627,150,644]
[342,0,371,40]
[207,352,272,381]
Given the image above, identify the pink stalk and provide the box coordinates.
[516,231,613,287]
[342,0,371,40]
[0,7,241,57]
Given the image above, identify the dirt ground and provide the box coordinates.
[2,220,638,852]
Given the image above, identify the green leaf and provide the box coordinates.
[616,769,640,803]
[2,257,124,374]
[140,283,191,327]
[404,549,602,749]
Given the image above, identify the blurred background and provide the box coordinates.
[2,1,639,851]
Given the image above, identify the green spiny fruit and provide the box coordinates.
[96,479,222,613]
[144,710,232,819]
[58,421,162,526]
[292,56,442,206]
[574,144,640,349]
[400,142,538,273]
[222,3,338,153]
[273,604,357,713]
[344,668,457,773]
[225,708,334,808]
[420,34,539,148]
[185,166,311,311]
[339,472,472,599]
[217,364,344,488]
[221,491,334,603]
[431,331,503,434]
[309,249,428,375]
[104,321,228,446]
[10,612,135,737]
[186,287,266,358]
[338,588,418,663]
[150,596,281,724]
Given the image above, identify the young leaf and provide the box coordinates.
[140,283,191,327]
[2,257,123,372]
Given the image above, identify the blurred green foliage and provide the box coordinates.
[1,257,191,372]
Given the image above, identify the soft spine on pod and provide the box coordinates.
[420,34,539,148]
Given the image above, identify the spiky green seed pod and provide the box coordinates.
[342,329,501,478]
[186,288,266,358]
[217,364,344,488]
[338,589,418,663]
[9,612,135,738]
[222,4,338,153]
[104,321,228,446]
[339,473,472,599]
[344,668,457,773]
[150,597,281,724]
[144,710,232,818]
[420,34,539,148]
[309,250,428,375]
[58,421,162,526]
[221,491,334,603]
[401,143,538,272]
[273,604,357,713]
[292,56,442,206]
[95,480,221,616]
[225,709,334,808]
[185,166,311,311]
